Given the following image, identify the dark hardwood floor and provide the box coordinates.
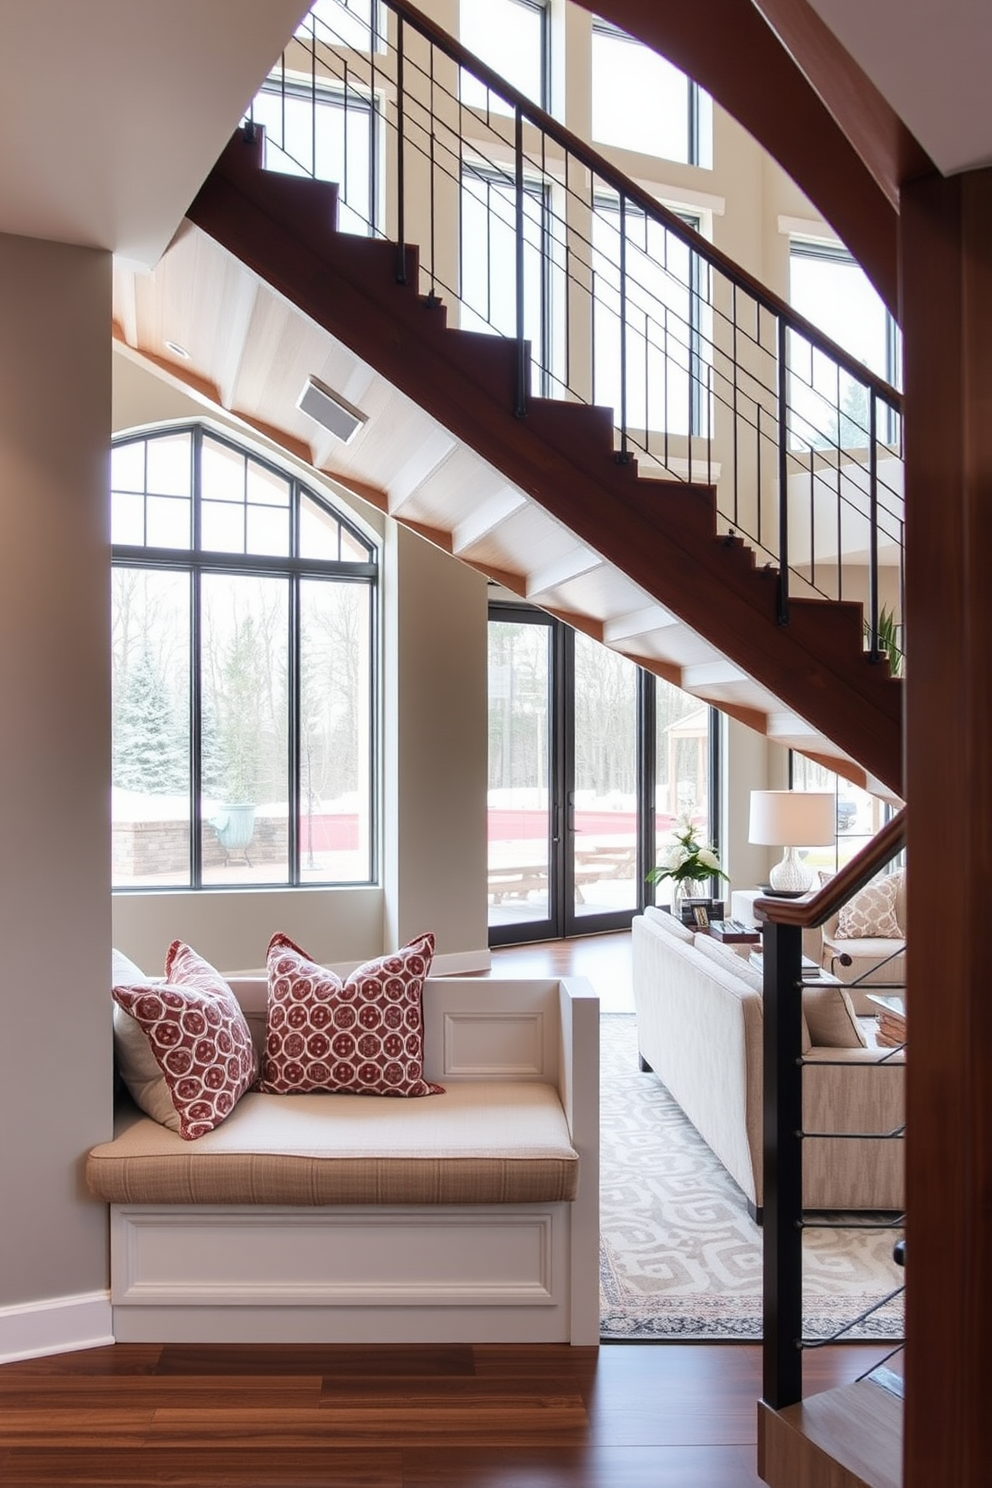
[0,934,888,1485]
[0,1339,879,1486]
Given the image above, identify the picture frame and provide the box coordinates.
[693,905,710,928]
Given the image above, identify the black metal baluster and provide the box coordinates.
[310,19,317,179]
[427,44,438,303]
[369,0,377,234]
[732,287,740,528]
[776,316,790,624]
[868,389,881,661]
[618,194,629,461]
[395,14,406,283]
[514,104,527,418]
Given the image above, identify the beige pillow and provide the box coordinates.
[802,984,868,1048]
[836,872,903,939]
[643,904,695,944]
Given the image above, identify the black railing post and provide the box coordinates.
[868,390,880,661]
[776,316,790,624]
[762,918,804,1409]
[618,194,629,461]
[514,104,527,418]
[395,14,407,284]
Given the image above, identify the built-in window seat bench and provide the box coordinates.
[86,975,600,1346]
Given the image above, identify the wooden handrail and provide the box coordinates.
[753,806,905,929]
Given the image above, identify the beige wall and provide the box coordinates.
[110,351,489,974]
[384,523,489,955]
[0,234,112,1311]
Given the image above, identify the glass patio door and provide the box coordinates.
[569,630,640,928]
[488,610,557,941]
[488,606,662,944]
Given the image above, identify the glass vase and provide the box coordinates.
[673,877,703,922]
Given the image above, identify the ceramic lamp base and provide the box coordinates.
[768,846,813,893]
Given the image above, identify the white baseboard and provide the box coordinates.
[0,1291,114,1364]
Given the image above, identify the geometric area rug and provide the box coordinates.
[599,1013,905,1341]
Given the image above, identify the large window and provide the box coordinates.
[251,81,376,236]
[789,753,890,875]
[592,199,708,437]
[298,0,382,54]
[460,0,548,114]
[460,166,561,393]
[112,426,377,891]
[592,19,712,168]
[788,239,902,449]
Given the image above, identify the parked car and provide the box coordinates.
[836,794,858,831]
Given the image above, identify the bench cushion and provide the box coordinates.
[86,1082,579,1206]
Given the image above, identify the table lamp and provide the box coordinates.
[747,790,835,893]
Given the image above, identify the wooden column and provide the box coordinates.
[900,166,992,1487]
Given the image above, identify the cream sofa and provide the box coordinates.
[89,972,600,1346]
[631,907,904,1215]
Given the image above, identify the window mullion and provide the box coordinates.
[190,427,203,888]
[288,568,301,884]
[190,566,203,889]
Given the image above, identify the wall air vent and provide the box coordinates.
[296,375,366,444]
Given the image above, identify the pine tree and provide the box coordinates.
[113,646,188,794]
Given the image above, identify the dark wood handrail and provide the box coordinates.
[752,806,905,930]
[305,0,903,412]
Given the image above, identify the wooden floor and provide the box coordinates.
[488,929,635,1012]
[0,934,894,1485]
[0,1339,882,1486]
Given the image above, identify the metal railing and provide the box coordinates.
[249,0,905,669]
[755,810,906,1411]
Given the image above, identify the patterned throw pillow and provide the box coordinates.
[835,872,903,940]
[260,932,443,1097]
[112,941,258,1140]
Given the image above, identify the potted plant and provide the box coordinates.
[211,721,261,866]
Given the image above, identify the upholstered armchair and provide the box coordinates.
[805,869,906,1015]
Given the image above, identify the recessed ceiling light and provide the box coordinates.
[296,375,366,444]
[165,340,189,359]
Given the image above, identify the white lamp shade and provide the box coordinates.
[748,790,836,848]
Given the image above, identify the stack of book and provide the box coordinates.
[874,1002,907,1048]
[748,950,825,981]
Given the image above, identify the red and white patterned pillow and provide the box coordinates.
[112,941,258,1139]
[259,932,443,1097]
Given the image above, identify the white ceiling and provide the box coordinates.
[807,0,992,176]
[0,0,309,266]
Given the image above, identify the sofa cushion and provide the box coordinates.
[692,932,764,991]
[85,1082,578,1205]
[260,932,443,1098]
[643,904,695,943]
[693,933,810,1052]
[112,942,258,1140]
[836,871,903,939]
[691,931,865,1049]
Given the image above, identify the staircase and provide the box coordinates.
[113,0,904,797]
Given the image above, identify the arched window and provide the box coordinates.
[111,424,377,890]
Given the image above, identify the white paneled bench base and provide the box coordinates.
[88,977,600,1346]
